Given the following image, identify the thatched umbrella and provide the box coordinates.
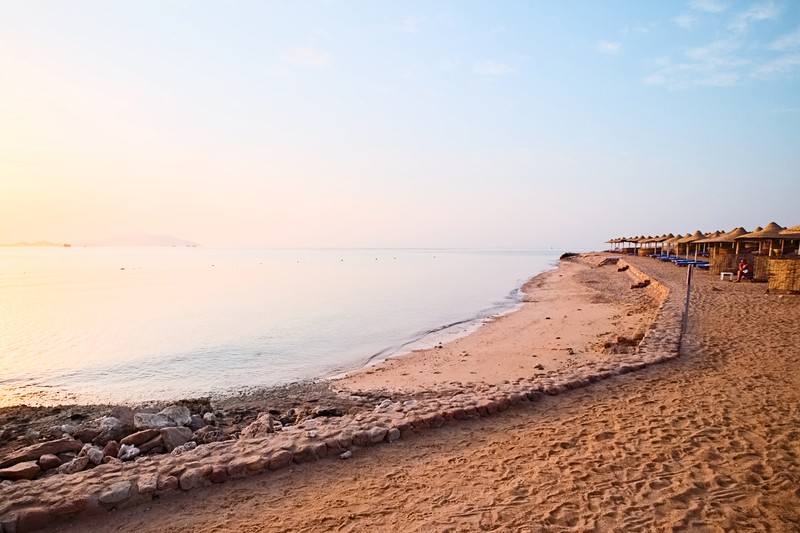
[676,231,704,259]
[777,224,800,255]
[735,222,786,255]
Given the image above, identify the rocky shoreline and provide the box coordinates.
[0,257,683,533]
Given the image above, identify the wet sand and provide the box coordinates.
[45,254,800,531]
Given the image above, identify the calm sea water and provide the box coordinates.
[0,247,560,406]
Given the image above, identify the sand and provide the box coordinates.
[49,254,800,532]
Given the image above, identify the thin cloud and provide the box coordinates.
[770,26,800,51]
[596,41,622,55]
[730,2,780,32]
[473,60,517,76]
[646,5,800,89]
[673,15,696,29]
[401,15,426,34]
[753,54,800,79]
[689,0,728,13]
[281,46,332,69]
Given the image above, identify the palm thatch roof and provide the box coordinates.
[778,224,800,239]
[676,230,705,244]
[735,222,786,240]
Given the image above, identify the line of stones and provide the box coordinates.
[0,257,684,533]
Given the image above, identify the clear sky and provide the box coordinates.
[1,1,798,249]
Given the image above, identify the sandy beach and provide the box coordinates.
[4,253,799,532]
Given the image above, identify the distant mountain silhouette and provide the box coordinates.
[90,234,200,247]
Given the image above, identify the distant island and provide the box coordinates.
[1,234,200,247]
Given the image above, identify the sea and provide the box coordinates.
[0,247,561,407]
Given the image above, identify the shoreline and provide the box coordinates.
[0,256,558,410]
[1,253,693,531]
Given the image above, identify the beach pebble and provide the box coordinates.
[117,444,140,461]
[171,442,197,456]
[158,405,192,427]
[57,456,89,475]
[160,427,192,452]
[339,450,353,460]
[133,413,175,431]
[103,441,119,459]
[240,414,276,439]
[37,454,62,471]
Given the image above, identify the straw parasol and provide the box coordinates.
[735,222,786,255]
[779,224,800,239]
[675,230,705,259]
[777,224,800,255]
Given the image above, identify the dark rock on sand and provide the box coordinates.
[0,460,41,480]
[0,437,83,469]
[38,453,62,471]
[120,429,160,447]
[160,427,192,452]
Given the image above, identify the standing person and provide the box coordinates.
[735,259,750,282]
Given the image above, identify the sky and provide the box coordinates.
[1,1,798,249]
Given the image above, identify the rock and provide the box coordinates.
[209,466,228,483]
[367,427,387,444]
[80,443,105,465]
[292,443,318,464]
[38,454,62,471]
[103,440,119,459]
[16,507,50,532]
[386,428,401,442]
[158,405,192,427]
[132,413,174,430]
[80,445,103,466]
[138,436,164,454]
[120,429,160,447]
[268,450,293,470]
[137,473,158,493]
[0,461,41,481]
[92,417,127,446]
[202,412,218,426]
[160,427,192,452]
[57,452,77,463]
[57,456,89,475]
[51,496,88,518]
[193,426,228,444]
[179,469,200,490]
[158,475,179,491]
[117,444,140,461]
[340,450,352,460]
[313,407,343,417]
[98,481,132,504]
[0,437,83,469]
[73,427,101,443]
[0,514,18,533]
[171,441,197,456]
[240,413,275,439]
[109,406,135,429]
[188,415,207,432]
